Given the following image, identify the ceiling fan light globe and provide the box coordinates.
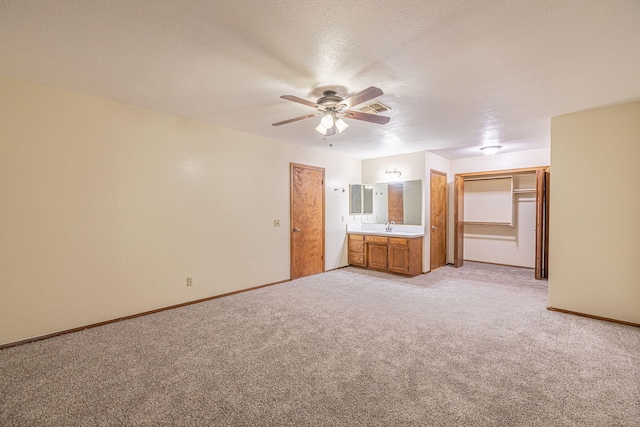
[321,114,335,128]
[315,123,328,135]
[335,118,349,133]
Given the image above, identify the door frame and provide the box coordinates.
[453,166,550,278]
[290,163,325,280]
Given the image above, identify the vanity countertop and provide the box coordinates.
[347,230,424,238]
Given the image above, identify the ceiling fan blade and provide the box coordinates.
[280,95,322,109]
[272,113,320,126]
[339,86,384,109]
[342,110,390,125]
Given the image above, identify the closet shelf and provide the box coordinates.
[513,188,536,194]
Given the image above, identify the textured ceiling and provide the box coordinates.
[1,0,639,159]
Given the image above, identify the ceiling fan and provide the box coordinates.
[272,86,390,136]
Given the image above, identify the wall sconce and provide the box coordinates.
[385,168,402,178]
[480,145,502,156]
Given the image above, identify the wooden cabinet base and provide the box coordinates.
[348,233,423,277]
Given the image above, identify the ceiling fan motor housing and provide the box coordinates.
[317,90,345,110]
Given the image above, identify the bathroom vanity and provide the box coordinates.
[348,232,423,277]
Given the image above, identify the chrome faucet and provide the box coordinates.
[385,221,395,232]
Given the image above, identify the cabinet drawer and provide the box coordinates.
[349,252,366,266]
[349,240,365,252]
[348,234,364,241]
[365,235,388,244]
[389,237,409,246]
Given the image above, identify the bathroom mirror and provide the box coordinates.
[349,180,422,225]
[349,184,362,215]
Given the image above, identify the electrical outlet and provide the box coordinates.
[274,219,280,227]
[187,277,193,286]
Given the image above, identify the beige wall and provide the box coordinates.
[361,152,425,184]
[451,148,550,175]
[0,75,360,345]
[549,101,640,324]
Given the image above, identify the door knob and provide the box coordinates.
[292,228,300,232]
[431,226,437,230]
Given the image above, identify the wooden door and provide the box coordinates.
[290,163,325,279]
[535,169,550,279]
[453,175,464,268]
[544,171,550,277]
[430,170,448,270]
[388,183,404,224]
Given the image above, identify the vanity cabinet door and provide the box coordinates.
[388,243,410,274]
[367,243,388,270]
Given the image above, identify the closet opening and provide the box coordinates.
[453,167,549,279]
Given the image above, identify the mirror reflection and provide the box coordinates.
[349,180,422,225]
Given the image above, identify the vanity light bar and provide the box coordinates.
[385,168,402,177]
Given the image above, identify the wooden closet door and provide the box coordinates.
[535,169,550,279]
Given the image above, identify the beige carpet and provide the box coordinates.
[1,262,639,426]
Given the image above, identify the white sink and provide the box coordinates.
[349,230,424,237]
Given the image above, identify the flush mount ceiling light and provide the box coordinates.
[480,145,502,156]
[272,86,390,137]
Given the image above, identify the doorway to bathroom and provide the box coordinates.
[430,169,447,271]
